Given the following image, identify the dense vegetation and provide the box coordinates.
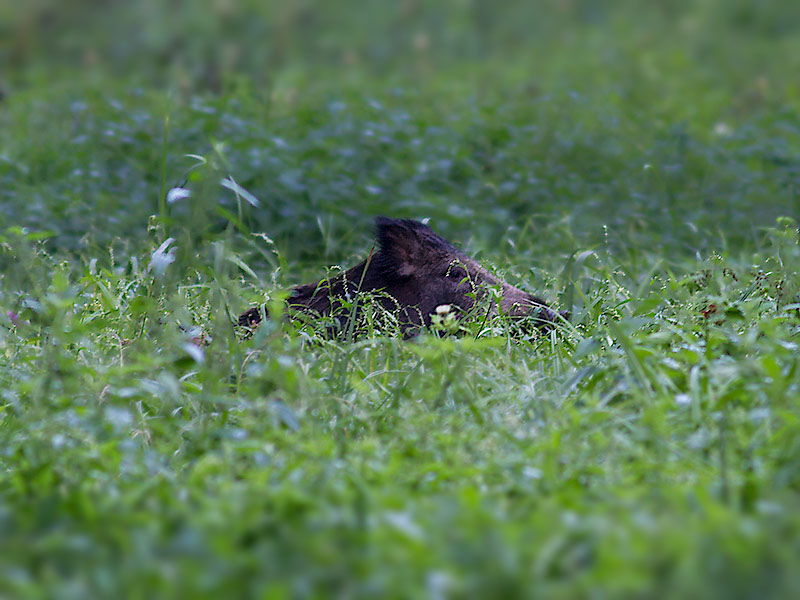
[1,1,799,597]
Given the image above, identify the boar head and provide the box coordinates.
[239,217,563,336]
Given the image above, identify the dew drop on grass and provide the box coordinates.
[149,238,176,276]
[166,187,191,204]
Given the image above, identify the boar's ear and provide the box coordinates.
[374,217,425,278]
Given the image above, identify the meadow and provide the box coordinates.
[1,1,799,597]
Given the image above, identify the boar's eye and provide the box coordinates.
[446,266,467,280]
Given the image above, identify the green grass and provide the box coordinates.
[1,1,800,598]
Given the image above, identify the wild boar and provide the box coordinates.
[239,217,564,336]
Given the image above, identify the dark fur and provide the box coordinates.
[239,217,563,336]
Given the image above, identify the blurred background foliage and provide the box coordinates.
[4,0,800,93]
[1,0,798,268]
